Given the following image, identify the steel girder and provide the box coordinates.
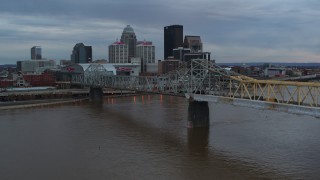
[191,60,320,107]
[75,60,320,108]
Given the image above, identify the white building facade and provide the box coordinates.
[109,41,129,63]
[136,43,155,64]
[136,42,156,73]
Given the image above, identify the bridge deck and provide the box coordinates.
[72,60,320,117]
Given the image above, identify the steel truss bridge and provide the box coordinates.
[72,60,320,116]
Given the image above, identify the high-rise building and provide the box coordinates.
[71,43,92,64]
[136,41,155,73]
[31,46,42,60]
[136,42,155,64]
[158,60,181,74]
[184,36,202,53]
[173,47,191,60]
[137,41,152,45]
[121,25,137,62]
[109,41,129,63]
[164,25,183,59]
[184,52,211,61]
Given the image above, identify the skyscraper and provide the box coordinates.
[31,46,42,60]
[121,25,137,62]
[164,25,183,59]
[136,41,155,64]
[173,47,191,60]
[71,43,92,64]
[136,41,155,72]
[108,41,128,63]
[184,36,203,53]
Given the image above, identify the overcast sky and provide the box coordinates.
[1,0,320,64]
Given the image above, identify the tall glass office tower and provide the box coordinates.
[164,25,183,59]
[121,25,137,62]
[31,46,42,60]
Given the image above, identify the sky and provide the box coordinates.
[0,0,320,64]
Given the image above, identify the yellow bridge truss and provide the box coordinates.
[192,60,320,108]
[74,60,320,108]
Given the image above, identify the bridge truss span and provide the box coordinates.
[191,59,320,107]
[75,59,320,109]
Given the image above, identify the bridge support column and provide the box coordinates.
[188,100,209,128]
[89,87,103,102]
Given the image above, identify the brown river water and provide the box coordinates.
[1,95,320,179]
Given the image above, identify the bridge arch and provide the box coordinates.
[66,63,116,86]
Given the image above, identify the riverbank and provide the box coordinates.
[0,94,139,110]
[0,91,184,110]
[0,98,89,110]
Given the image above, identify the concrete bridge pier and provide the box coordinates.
[89,87,103,102]
[188,100,210,128]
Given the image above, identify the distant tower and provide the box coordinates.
[121,25,137,62]
[184,36,203,53]
[164,25,183,59]
[31,46,42,60]
[70,43,92,64]
[136,41,155,72]
[109,41,128,63]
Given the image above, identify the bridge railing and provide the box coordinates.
[82,73,186,94]
[78,60,320,108]
[191,60,320,107]
[228,79,320,107]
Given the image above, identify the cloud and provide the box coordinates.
[0,0,320,64]
[205,42,320,63]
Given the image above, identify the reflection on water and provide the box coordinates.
[0,95,320,179]
[187,127,209,157]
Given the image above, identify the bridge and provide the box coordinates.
[71,59,320,126]
[277,74,320,81]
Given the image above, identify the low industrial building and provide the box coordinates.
[58,63,143,88]
[17,60,56,74]
[59,63,117,82]
[264,67,286,77]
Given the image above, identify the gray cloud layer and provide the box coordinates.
[0,0,320,64]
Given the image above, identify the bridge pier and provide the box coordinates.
[188,100,210,128]
[89,87,103,102]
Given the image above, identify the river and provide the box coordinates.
[1,95,320,179]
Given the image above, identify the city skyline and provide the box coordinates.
[1,0,320,64]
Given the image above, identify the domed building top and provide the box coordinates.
[122,25,135,34]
